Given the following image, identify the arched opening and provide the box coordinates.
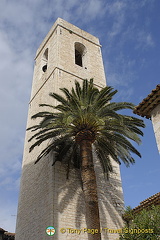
[75,49,82,66]
[42,48,48,72]
[75,42,86,67]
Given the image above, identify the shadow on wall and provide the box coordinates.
[15,154,124,240]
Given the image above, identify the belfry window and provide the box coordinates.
[75,42,86,67]
[75,49,82,66]
[42,48,48,72]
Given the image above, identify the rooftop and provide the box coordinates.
[133,84,160,119]
[133,192,160,214]
[0,228,5,232]
[0,228,15,239]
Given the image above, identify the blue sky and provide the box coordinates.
[0,0,159,233]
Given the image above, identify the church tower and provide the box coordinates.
[16,18,124,240]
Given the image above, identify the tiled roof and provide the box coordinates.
[0,228,5,232]
[0,228,15,239]
[133,192,160,214]
[4,232,15,237]
[133,84,160,119]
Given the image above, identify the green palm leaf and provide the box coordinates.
[28,79,145,172]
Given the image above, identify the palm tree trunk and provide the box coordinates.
[80,139,101,240]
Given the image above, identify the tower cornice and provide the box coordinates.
[35,18,101,61]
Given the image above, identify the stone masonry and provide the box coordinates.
[15,18,124,240]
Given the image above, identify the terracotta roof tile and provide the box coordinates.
[4,232,15,237]
[133,84,160,119]
[133,192,160,214]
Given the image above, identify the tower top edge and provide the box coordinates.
[35,18,101,59]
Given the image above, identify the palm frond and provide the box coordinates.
[107,102,135,111]
[31,111,55,119]
[28,78,145,178]
[49,92,69,106]
[39,103,55,109]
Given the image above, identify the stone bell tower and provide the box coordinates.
[15,18,124,240]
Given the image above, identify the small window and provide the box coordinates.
[42,48,48,72]
[42,64,47,72]
[75,42,86,67]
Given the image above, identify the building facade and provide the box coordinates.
[134,84,160,153]
[15,18,124,240]
[0,228,15,240]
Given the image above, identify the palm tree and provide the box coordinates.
[28,79,145,240]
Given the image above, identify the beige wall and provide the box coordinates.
[15,18,124,240]
[151,104,160,153]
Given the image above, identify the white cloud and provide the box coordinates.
[0,8,33,209]
[106,1,126,39]
[108,1,126,13]
[104,51,137,101]
[108,14,125,39]
[136,31,155,49]
[86,0,106,19]
[102,0,155,51]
